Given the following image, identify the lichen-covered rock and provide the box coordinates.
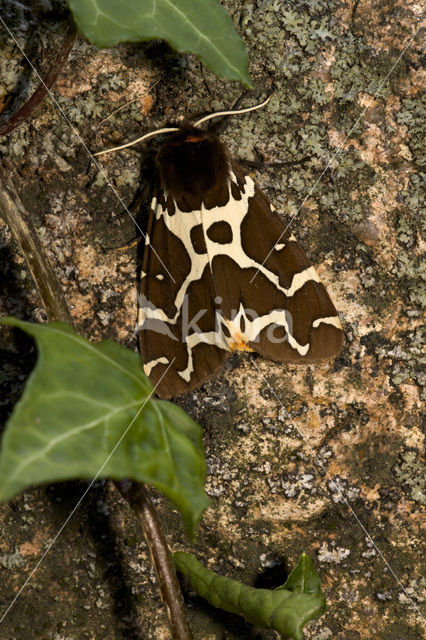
[0,0,424,638]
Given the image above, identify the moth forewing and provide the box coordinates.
[137,124,343,398]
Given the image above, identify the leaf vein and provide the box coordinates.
[42,326,145,388]
[160,0,242,75]
[8,400,142,482]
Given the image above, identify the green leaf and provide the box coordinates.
[66,0,252,87]
[173,552,326,639]
[279,552,322,594]
[0,318,209,536]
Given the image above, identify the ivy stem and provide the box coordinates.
[115,480,194,640]
[0,23,77,137]
[0,163,71,323]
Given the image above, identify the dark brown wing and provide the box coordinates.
[137,191,230,399]
[139,126,343,398]
[209,164,343,362]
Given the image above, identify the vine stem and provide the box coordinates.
[0,23,77,136]
[115,481,194,640]
[0,163,71,323]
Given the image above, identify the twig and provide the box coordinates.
[350,0,361,31]
[0,163,71,323]
[0,22,77,137]
[115,480,194,640]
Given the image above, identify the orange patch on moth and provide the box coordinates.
[228,333,254,352]
[185,135,205,143]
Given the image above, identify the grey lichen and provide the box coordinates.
[393,450,426,505]
[0,0,424,639]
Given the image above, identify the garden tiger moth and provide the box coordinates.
[96,99,344,398]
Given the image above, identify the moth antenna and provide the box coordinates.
[93,127,179,157]
[194,95,271,127]
[94,97,271,156]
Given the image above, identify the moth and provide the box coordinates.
[97,99,343,398]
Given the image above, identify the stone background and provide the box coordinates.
[0,0,424,639]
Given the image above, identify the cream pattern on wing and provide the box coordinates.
[139,172,341,381]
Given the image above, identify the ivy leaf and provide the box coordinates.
[173,552,326,639]
[0,318,209,536]
[278,551,322,594]
[66,0,252,87]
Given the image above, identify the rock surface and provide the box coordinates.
[0,0,424,638]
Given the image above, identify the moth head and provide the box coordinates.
[156,126,230,199]
[93,98,271,199]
